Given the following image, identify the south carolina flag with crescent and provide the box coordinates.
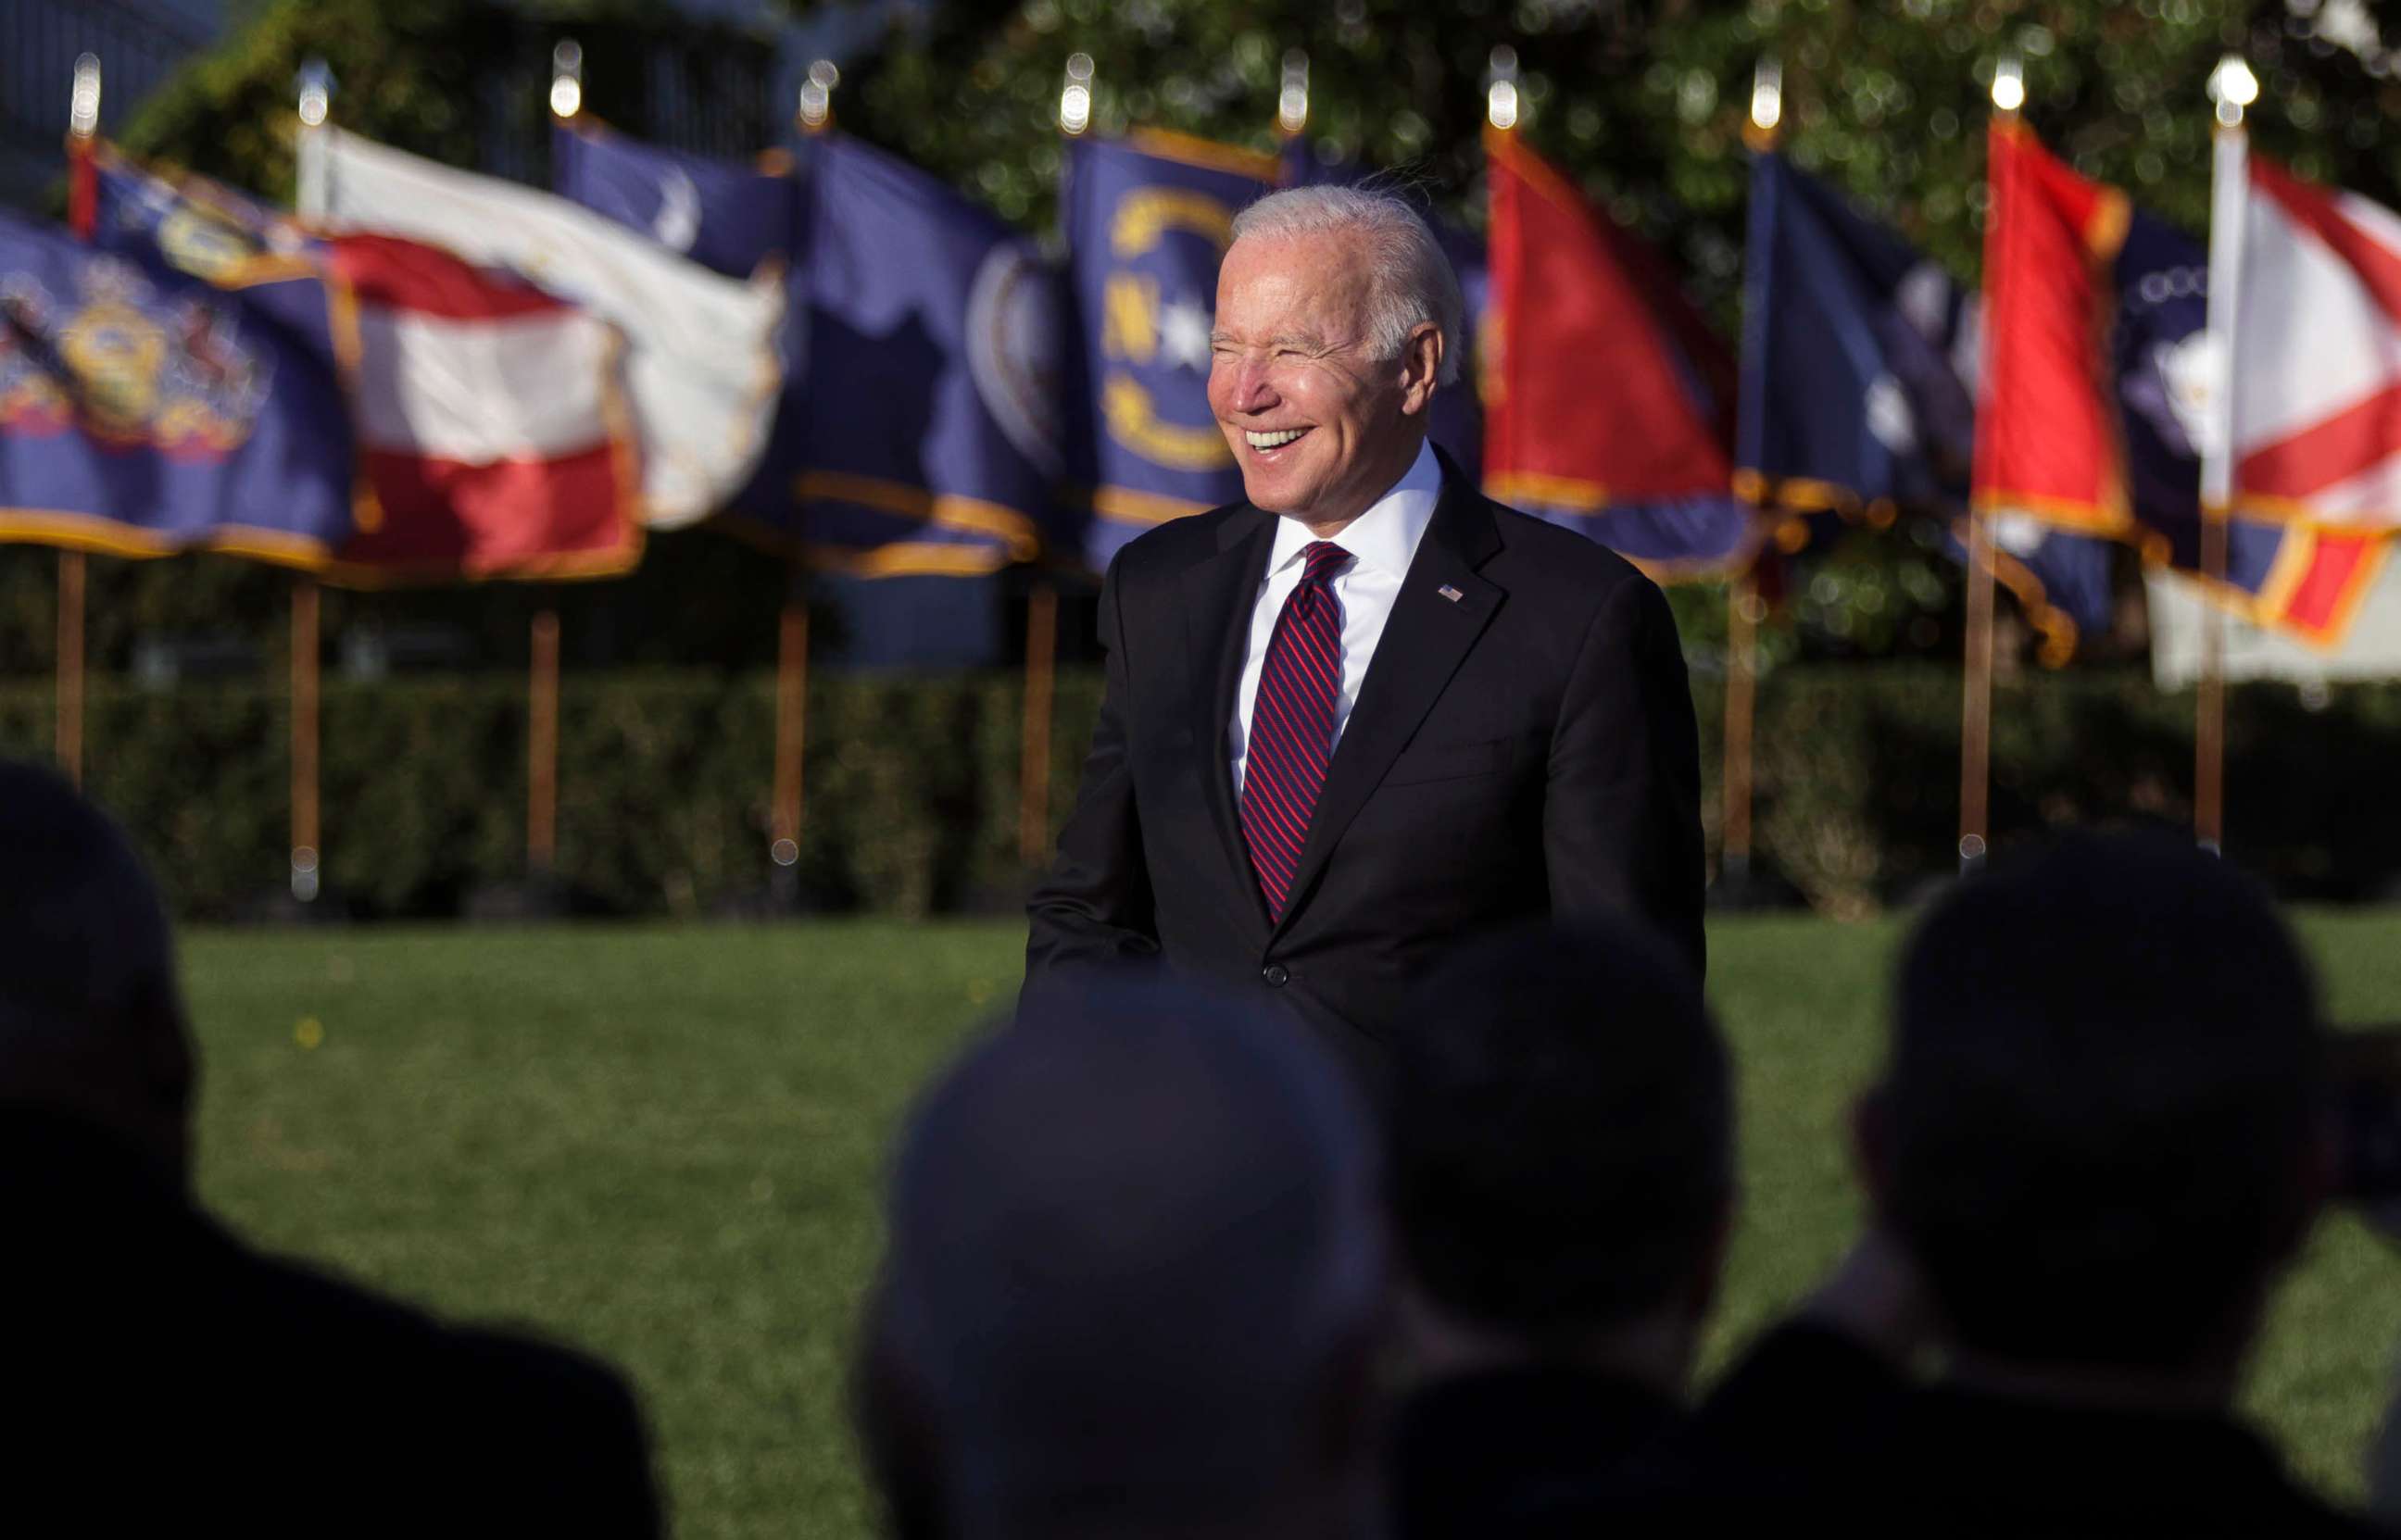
[307,126,785,530]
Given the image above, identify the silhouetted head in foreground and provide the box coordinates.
[0,761,193,1183]
[859,977,1388,1540]
[1871,832,2327,1398]
[1388,920,1732,1391]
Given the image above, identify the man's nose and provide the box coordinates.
[1223,357,1278,414]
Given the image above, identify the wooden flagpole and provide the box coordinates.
[56,553,84,789]
[291,581,321,900]
[1018,582,1060,867]
[1723,574,1759,883]
[1960,59,2025,874]
[2195,56,2256,854]
[528,607,560,872]
[772,571,809,879]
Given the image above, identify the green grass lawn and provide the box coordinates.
[181,912,2401,1537]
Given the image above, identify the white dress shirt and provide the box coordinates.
[1229,439,1443,797]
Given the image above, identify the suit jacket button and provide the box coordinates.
[1261,963,1290,987]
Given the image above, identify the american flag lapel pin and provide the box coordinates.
[1437,584,1464,603]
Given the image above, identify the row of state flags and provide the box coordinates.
[8,94,2401,662]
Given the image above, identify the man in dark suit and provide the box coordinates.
[0,760,660,1536]
[1027,184,1704,1069]
[1605,833,2379,1538]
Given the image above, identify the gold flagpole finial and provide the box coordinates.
[1060,53,1095,135]
[69,53,101,141]
[1745,57,1782,151]
[1277,49,1310,138]
[798,59,838,134]
[550,40,584,120]
[1487,45,1520,131]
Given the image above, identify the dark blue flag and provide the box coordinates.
[0,206,352,569]
[1741,149,2114,658]
[555,123,1063,584]
[1064,131,1276,570]
[552,117,797,281]
[1277,139,1487,483]
[2109,210,2288,599]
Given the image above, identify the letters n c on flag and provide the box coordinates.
[1065,130,1276,570]
[308,126,785,530]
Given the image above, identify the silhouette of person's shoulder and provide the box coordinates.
[2,1108,660,1537]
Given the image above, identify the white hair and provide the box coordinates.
[1228,185,1464,386]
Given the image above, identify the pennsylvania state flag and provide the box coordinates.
[556,120,1059,576]
[1741,149,2111,660]
[0,205,351,569]
[1064,130,1276,570]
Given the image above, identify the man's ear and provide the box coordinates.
[1397,322,1442,416]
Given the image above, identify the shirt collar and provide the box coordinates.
[1265,437,1444,579]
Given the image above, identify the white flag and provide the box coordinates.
[308,127,785,528]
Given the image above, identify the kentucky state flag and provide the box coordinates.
[0,205,351,569]
[1741,148,2111,661]
[1064,130,1276,570]
[1482,127,1760,580]
[1277,138,1488,484]
[556,120,1059,577]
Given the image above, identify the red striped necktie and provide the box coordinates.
[1241,540,1351,920]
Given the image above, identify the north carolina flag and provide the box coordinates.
[82,142,639,582]
[1482,127,1759,579]
[2226,155,2401,531]
[309,126,784,529]
[1063,130,1276,570]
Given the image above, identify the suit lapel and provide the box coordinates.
[1181,507,1277,929]
[1271,473,1504,940]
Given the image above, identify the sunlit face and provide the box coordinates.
[1208,230,1439,529]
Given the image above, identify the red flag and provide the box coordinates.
[1971,120,2133,536]
[323,233,642,581]
[1482,127,1753,576]
[1485,126,1732,502]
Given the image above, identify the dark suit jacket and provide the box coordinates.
[1025,452,1704,1065]
[1391,1364,1681,1540]
[4,1108,661,1537]
[1605,1322,2381,1537]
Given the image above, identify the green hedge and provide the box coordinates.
[2,666,2395,920]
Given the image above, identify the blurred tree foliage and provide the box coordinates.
[14,0,2401,674]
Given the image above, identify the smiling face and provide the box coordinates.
[1207,229,1441,532]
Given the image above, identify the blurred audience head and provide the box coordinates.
[1876,831,2326,1383]
[0,761,192,1181]
[1387,920,1733,1386]
[859,975,1388,1540]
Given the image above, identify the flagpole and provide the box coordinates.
[1277,49,1309,140]
[1721,57,1783,896]
[58,56,100,791]
[764,66,839,905]
[291,58,333,906]
[2196,55,2257,856]
[772,562,808,900]
[1961,57,2024,876]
